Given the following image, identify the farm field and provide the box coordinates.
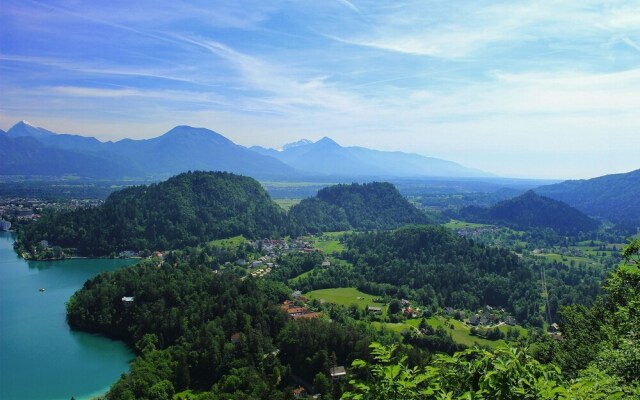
[288,268,317,285]
[208,235,247,249]
[305,287,527,349]
[304,287,387,313]
[444,220,493,230]
[274,198,301,211]
[313,231,348,254]
[375,316,526,349]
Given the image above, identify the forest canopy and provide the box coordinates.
[16,171,287,256]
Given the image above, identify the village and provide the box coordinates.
[0,196,104,224]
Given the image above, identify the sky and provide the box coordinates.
[1,0,640,179]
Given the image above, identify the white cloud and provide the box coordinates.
[325,1,640,59]
[4,0,640,178]
[336,0,360,13]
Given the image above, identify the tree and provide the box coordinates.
[622,239,640,266]
[342,343,619,399]
[388,300,401,315]
[342,343,440,400]
[314,372,332,396]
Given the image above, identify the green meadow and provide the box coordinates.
[304,287,387,312]
[274,198,302,211]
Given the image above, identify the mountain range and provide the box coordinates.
[0,121,490,180]
[251,137,490,178]
[536,169,640,226]
[2,122,297,180]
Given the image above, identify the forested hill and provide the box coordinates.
[287,182,431,235]
[16,171,286,257]
[342,225,542,326]
[536,168,640,228]
[457,190,599,234]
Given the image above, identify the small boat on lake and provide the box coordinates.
[39,288,45,292]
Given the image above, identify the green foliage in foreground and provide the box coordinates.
[343,241,640,400]
[60,236,640,399]
[342,343,622,400]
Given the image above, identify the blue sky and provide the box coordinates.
[1,0,640,179]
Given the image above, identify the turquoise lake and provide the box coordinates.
[0,231,137,400]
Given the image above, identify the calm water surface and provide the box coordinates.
[0,231,137,400]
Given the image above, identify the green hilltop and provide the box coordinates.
[288,182,432,236]
[16,171,286,257]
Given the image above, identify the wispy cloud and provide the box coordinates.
[622,37,640,52]
[323,1,640,59]
[0,54,218,88]
[336,0,360,13]
[3,0,640,178]
[174,35,369,114]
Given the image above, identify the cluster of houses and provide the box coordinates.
[280,293,322,320]
[234,255,277,278]
[249,266,272,278]
[454,226,500,238]
[367,299,418,317]
[255,238,289,254]
[400,299,418,317]
[444,305,517,327]
[250,237,319,257]
[119,250,143,258]
[0,203,37,220]
[0,197,103,222]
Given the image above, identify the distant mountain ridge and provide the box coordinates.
[7,120,57,139]
[0,134,134,178]
[1,121,297,180]
[457,190,599,234]
[251,136,491,179]
[1,120,490,180]
[536,169,640,226]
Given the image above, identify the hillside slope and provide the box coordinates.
[536,169,640,226]
[16,171,286,256]
[458,190,599,234]
[288,182,431,234]
[343,225,541,325]
[0,134,137,178]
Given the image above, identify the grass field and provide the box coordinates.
[371,321,412,334]
[314,239,346,254]
[289,268,317,285]
[208,235,247,248]
[274,198,302,211]
[302,231,348,254]
[373,316,526,349]
[444,220,493,230]
[304,287,386,312]
[260,181,334,188]
[413,317,511,348]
